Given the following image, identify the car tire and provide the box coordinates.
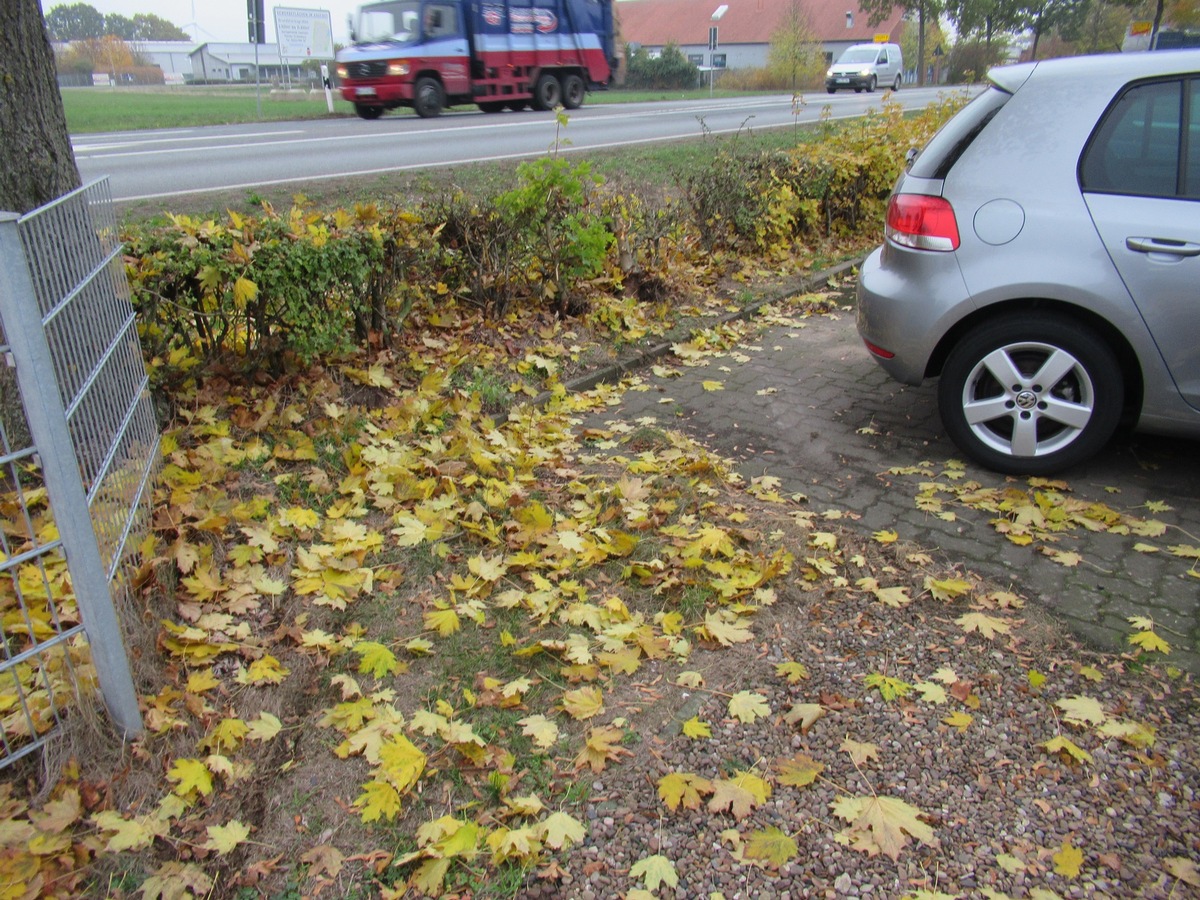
[827,87,836,94]
[355,104,383,120]
[893,74,901,90]
[561,73,585,109]
[937,314,1123,475]
[414,77,444,118]
[867,75,877,92]
[532,74,562,110]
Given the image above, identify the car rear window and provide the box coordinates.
[908,86,1010,180]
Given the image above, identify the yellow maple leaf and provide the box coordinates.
[1128,629,1171,654]
[91,811,167,852]
[237,654,289,685]
[776,752,823,788]
[657,772,713,811]
[575,724,630,773]
[872,529,899,544]
[1041,735,1093,764]
[831,795,939,860]
[354,640,402,678]
[539,811,585,849]
[1056,695,1106,726]
[203,820,251,854]
[701,380,725,391]
[942,711,973,731]
[424,607,461,637]
[924,576,972,601]
[247,712,282,742]
[681,716,712,739]
[630,854,678,890]
[378,735,426,793]
[744,826,799,868]
[167,758,213,798]
[354,779,402,823]
[728,690,770,724]
[561,686,605,720]
[699,611,753,646]
[783,702,824,733]
[775,661,810,684]
[1052,838,1084,878]
[518,714,559,749]
[956,612,1011,640]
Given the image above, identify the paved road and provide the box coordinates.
[578,270,1200,673]
[72,88,959,202]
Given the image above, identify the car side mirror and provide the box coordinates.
[905,147,919,171]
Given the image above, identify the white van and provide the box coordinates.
[825,42,903,93]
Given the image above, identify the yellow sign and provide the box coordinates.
[873,33,890,42]
[1129,20,1152,34]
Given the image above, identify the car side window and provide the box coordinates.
[1081,79,1185,198]
[878,51,888,64]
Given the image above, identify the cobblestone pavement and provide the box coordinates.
[577,273,1200,673]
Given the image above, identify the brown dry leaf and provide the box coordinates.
[840,737,880,767]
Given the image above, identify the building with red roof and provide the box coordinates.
[615,0,907,72]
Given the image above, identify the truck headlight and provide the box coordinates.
[387,61,410,76]
[336,65,348,79]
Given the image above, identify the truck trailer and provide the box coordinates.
[335,0,617,119]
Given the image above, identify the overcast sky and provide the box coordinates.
[40,0,362,45]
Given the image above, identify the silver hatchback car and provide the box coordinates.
[856,51,1200,474]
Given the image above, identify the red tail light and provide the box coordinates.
[885,194,960,251]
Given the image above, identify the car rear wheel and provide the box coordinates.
[937,314,1123,475]
[414,77,444,118]
[892,74,901,90]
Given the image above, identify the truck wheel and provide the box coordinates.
[478,101,505,113]
[414,77,444,118]
[355,104,383,120]
[507,100,528,111]
[561,73,585,109]
[532,74,562,110]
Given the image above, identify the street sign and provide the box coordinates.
[709,26,718,51]
[274,7,336,60]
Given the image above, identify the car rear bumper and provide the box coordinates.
[855,243,974,385]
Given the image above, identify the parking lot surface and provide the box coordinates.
[578,276,1200,673]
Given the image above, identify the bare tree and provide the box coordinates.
[1,0,82,213]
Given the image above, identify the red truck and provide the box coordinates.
[335,0,617,119]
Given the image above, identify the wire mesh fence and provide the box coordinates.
[0,179,158,768]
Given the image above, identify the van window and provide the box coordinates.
[878,50,888,64]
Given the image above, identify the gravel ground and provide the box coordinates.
[531,521,1200,899]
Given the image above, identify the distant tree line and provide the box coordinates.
[45,2,190,41]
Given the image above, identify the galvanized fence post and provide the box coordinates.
[0,212,143,739]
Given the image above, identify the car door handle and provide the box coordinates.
[1126,237,1200,257]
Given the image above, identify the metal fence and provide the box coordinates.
[0,179,158,768]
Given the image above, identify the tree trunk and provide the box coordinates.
[0,0,82,214]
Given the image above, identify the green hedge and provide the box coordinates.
[122,96,967,388]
